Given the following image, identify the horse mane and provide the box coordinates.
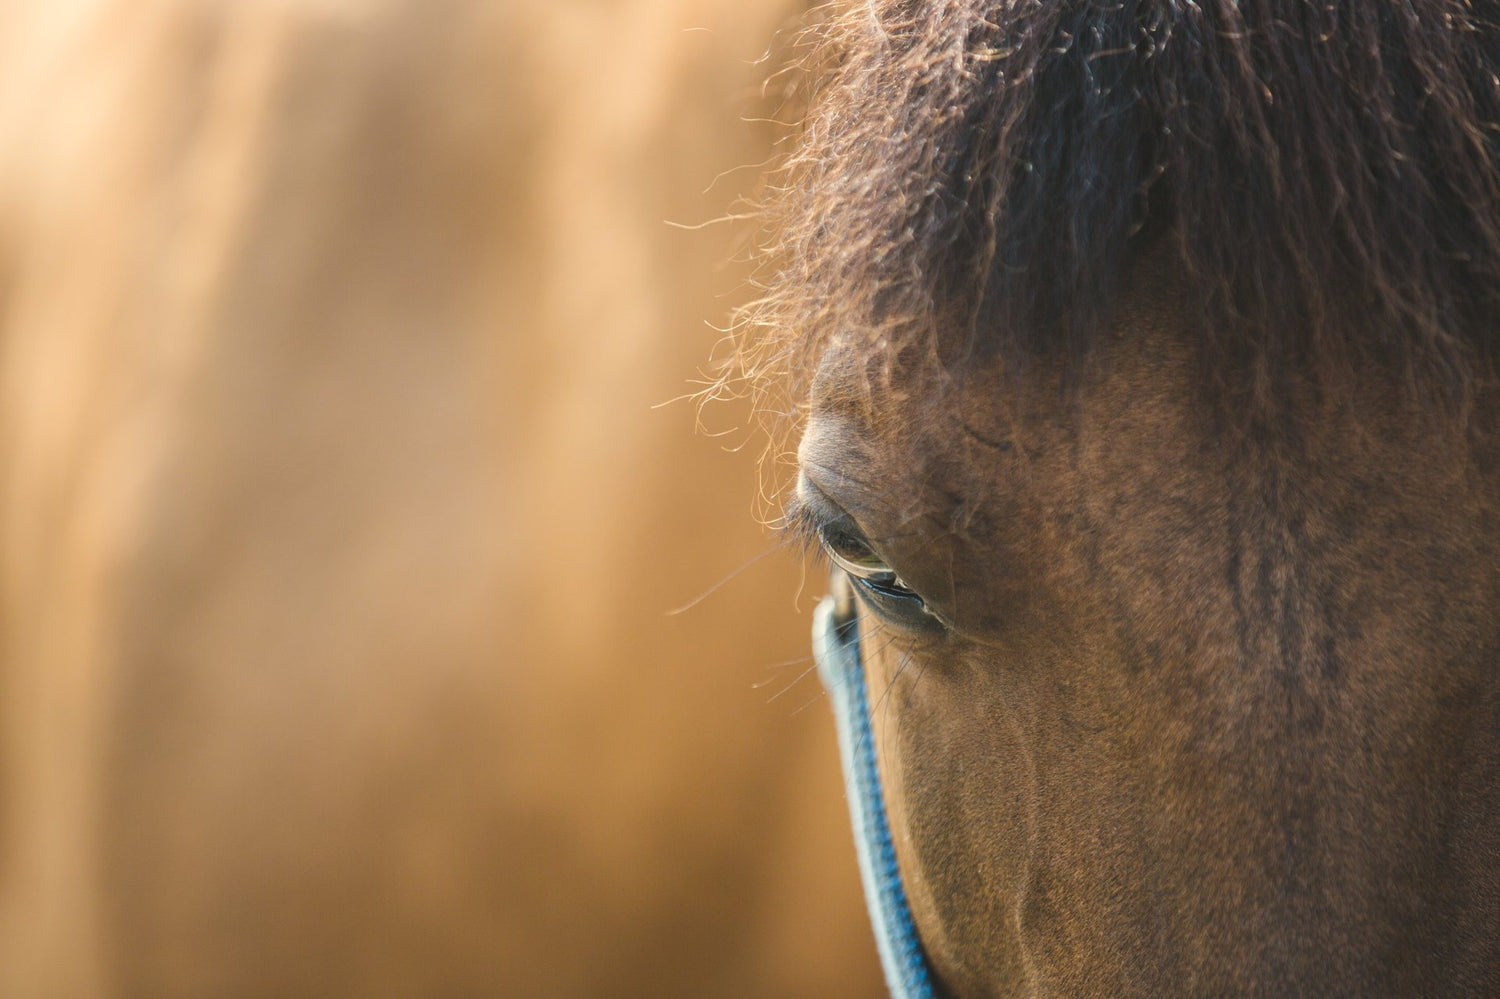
[740,0,1500,420]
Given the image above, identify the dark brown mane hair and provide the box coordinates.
[738,0,1500,425]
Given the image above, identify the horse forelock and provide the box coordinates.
[739,0,1500,438]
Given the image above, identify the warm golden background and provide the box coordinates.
[0,1,882,995]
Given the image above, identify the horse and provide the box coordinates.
[0,1,887,996]
[745,1,1500,994]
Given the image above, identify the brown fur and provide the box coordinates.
[766,2,1500,995]
[744,0,1500,426]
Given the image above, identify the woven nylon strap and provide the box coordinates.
[813,594,937,999]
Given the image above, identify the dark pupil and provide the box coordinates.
[821,525,886,573]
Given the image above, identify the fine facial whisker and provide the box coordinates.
[665,538,795,616]
[764,658,823,704]
[789,687,830,718]
[750,652,817,689]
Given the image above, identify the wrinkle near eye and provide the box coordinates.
[798,415,881,490]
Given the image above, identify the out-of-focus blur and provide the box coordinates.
[0,1,882,996]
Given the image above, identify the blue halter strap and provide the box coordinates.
[812,586,937,999]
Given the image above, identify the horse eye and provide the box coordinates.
[817,524,918,598]
[815,522,943,632]
[817,523,896,579]
[818,524,892,578]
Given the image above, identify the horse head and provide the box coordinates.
[752,3,1500,993]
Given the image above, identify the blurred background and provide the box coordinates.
[0,1,883,995]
